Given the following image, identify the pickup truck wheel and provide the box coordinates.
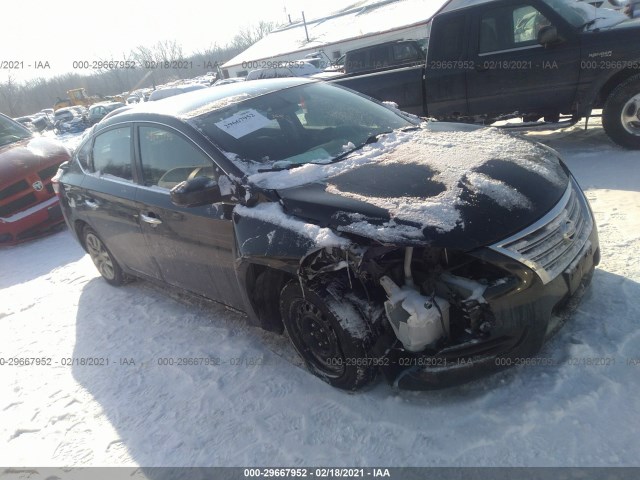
[83,227,128,286]
[280,280,377,391]
[603,74,640,149]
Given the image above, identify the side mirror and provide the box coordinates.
[538,26,562,47]
[170,176,223,207]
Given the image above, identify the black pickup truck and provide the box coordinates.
[331,0,640,149]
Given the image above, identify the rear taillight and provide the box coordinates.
[51,171,61,194]
[51,161,69,195]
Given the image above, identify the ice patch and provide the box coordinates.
[234,203,350,248]
[464,172,533,210]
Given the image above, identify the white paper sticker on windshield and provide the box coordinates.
[214,109,272,139]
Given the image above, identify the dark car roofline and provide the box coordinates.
[347,39,423,54]
[100,77,315,129]
[438,0,500,14]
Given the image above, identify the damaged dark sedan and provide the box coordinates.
[54,78,599,390]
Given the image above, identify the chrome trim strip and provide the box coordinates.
[489,178,593,285]
[478,44,542,57]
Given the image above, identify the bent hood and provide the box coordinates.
[251,123,569,250]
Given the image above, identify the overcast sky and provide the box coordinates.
[2,0,350,83]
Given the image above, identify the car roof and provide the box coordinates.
[99,77,313,128]
[439,0,497,14]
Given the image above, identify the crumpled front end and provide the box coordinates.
[298,177,600,389]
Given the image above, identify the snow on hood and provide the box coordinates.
[575,4,628,29]
[249,123,566,236]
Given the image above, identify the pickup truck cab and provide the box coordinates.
[333,0,640,149]
[340,40,425,75]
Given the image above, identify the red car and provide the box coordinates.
[0,112,71,245]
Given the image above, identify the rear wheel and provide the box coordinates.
[280,280,377,391]
[83,227,128,286]
[603,74,640,149]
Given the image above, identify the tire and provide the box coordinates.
[602,74,640,149]
[83,226,128,286]
[279,280,377,391]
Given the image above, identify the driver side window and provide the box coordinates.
[479,4,551,54]
[138,126,217,190]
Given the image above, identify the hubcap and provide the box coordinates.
[85,233,116,280]
[292,300,345,378]
[621,93,640,136]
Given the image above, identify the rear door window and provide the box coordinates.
[90,127,133,181]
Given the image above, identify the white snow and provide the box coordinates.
[463,172,533,211]
[234,202,350,248]
[222,0,445,69]
[1,117,640,468]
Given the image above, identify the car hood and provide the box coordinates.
[256,124,569,250]
[0,137,71,187]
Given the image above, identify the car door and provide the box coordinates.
[465,1,581,116]
[133,123,244,309]
[80,125,162,279]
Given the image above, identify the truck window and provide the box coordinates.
[369,45,390,69]
[429,14,466,61]
[513,6,551,44]
[479,4,552,54]
[347,50,367,72]
[393,43,422,63]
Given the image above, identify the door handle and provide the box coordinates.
[85,199,99,210]
[140,212,162,226]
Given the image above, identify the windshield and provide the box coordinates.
[0,115,32,147]
[541,0,624,28]
[191,82,416,173]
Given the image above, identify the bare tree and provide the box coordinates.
[0,20,277,116]
[232,21,275,50]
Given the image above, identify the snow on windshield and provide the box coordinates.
[190,82,413,173]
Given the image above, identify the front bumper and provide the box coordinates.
[0,196,65,245]
[378,191,600,390]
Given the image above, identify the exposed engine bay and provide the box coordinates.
[299,244,516,364]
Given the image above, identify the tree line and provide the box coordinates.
[0,21,274,117]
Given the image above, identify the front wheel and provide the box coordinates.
[279,280,377,391]
[602,74,640,149]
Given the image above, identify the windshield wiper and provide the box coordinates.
[328,126,420,164]
[580,17,605,30]
[327,131,392,164]
[257,162,309,173]
[256,127,420,172]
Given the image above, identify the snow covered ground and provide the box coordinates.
[1,119,639,467]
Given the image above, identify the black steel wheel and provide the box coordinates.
[280,280,377,391]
